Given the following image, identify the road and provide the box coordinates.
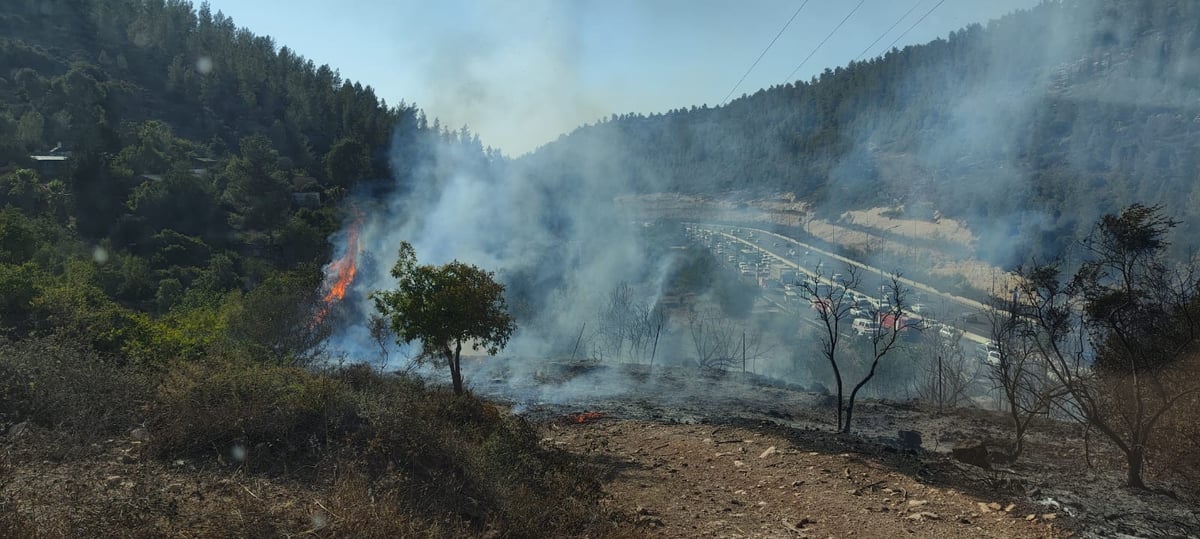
[685,222,997,353]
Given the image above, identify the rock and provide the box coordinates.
[907,499,929,507]
[987,502,1002,511]
[1041,513,1057,520]
[733,460,746,468]
[951,441,991,469]
[1004,504,1016,513]
[759,446,777,458]
[977,502,992,513]
[130,427,150,441]
[897,430,922,451]
[7,421,30,438]
[636,515,663,527]
[906,512,941,521]
[1026,514,1037,521]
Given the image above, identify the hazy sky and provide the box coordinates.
[204,0,1040,155]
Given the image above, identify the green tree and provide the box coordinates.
[223,135,291,233]
[372,241,515,395]
[324,136,371,188]
[227,267,328,366]
[15,110,44,148]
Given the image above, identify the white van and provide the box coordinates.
[852,318,880,336]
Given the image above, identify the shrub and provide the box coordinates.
[0,335,151,437]
[147,357,357,471]
[351,375,608,536]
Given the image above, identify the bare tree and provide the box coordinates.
[985,300,1063,460]
[688,308,737,371]
[1018,205,1200,488]
[801,267,910,433]
[368,313,393,369]
[687,307,771,372]
[842,273,909,434]
[799,266,857,432]
[597,282,636,360]
[915,319,980,412]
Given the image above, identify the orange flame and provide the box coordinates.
[313,208,363,326]
[571,412,606,424]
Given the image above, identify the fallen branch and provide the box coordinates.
[853,479,886,496]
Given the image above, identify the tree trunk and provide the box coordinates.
[829,359,845,431]
[447,341,465,396]
[1126,446,1146,489]
[841,399,854,434]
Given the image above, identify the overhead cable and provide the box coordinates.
[721,0,813,105]
[854,0,923,61]
[783,0,867,83]
[880,0,947,56]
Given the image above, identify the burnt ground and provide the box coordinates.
[475,361,1200,539]
[3,360,1195,538]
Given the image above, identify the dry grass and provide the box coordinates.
[0,339,619,537]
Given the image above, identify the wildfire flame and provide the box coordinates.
[571,412,606,424]
[312,208,363,327]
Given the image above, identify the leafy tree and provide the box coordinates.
[227,266,329,366]
[324,136,371,188]
[0,262,44,335]
[0,208,39,264]
[222,135,291,233]
[373,241,515,395]
[110,120,184,178]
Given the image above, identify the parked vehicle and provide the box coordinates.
[852,318,881,336]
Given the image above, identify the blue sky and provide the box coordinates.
[203,0,1040,155]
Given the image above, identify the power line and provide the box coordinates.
[720,0,813,105]
[879,0,947,56]
[783,0,867,83]
[854,0,923,61]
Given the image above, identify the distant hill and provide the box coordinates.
[523,0,1200,264]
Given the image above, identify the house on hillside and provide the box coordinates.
[29,144,71,176]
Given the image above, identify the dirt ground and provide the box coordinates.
[3,393,1197,537]
[545,417,1065,538]
[494,362,1199,539]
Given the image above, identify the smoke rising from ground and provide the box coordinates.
[326,121,692,390]
[323,1,1200,403]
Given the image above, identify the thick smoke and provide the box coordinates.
[323,1,1200,406]
[831,1,1200,268]
[326,122,687,388]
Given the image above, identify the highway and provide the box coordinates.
[685,222,997,354]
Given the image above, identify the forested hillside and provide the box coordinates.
[0,2,612,535]
[0,0,505,359]
[526,0,1200,264]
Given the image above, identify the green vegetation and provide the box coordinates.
[373,241,516,395]
[0,2,608,535]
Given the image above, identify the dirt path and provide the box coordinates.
[546,419,1066,538]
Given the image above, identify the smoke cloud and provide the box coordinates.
[320,1,1200,406]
